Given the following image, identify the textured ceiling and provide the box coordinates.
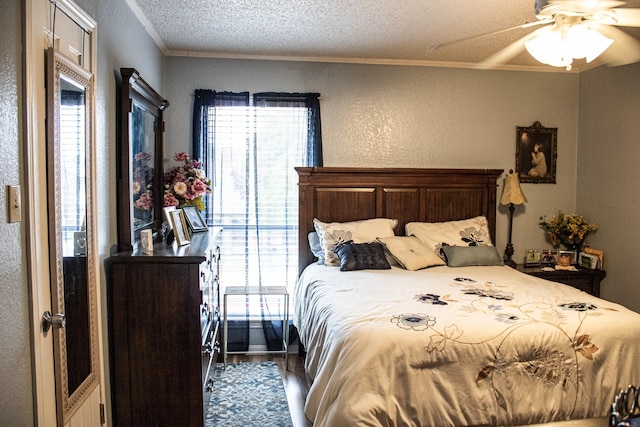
[128,0,640,72]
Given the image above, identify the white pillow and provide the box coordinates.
[377,236,445,271]
[313,218,398,266]
[406,216,493,261]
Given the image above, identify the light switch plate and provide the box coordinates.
[8,185,21,223]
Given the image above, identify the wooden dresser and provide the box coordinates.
[106,227,221,427]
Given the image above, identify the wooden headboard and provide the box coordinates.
[296,167,503,275]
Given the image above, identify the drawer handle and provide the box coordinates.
[203,343,213,355]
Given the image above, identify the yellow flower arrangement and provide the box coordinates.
[539,210,598,249]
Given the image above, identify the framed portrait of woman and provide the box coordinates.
[515,121,557,184]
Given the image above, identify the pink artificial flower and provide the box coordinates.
[134,192,153,210]
[174,152,190,162]
[134,151,153,162]
[191,178,209,197]
[163,193,179,207]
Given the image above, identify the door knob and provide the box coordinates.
[42,310,66,333]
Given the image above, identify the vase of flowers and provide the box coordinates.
[539,210,598,252]
[163,152,211,211]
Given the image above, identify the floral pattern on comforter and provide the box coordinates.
[294,264,640,427]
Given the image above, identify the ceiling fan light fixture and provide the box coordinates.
[524,27,573,68]
[524,22,614,69]
[567,25,614,62]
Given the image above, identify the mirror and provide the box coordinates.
[46,47,99,425]
[116,68,169,252]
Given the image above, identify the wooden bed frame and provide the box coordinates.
[296,167,503,275]
[294,167,609,427]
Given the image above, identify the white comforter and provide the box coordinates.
[294,264,640,426]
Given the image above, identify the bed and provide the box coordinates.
[293,167,640,427]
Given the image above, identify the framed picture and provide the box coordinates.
[541,249,558,265]
[181,205,208,233]
[515,121,557,184]
[579,252,599,269]
[169,209,190,246]
[585,247,604,269]
[163,206,176,229]
[525,249,541,266]
[558,250,577,265]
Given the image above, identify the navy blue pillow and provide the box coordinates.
[333,242,391,271]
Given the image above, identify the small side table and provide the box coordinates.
[516,264,606,297]
[223,286,289,369]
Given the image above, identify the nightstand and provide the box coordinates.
[516,264,606,297]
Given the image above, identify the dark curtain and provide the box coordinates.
[192,90,251,351]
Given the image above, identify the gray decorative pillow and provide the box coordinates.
[333,242,391,272]
[441,245,504,267]
[308,232,325,264]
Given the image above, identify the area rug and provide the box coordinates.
[205,361,293,427]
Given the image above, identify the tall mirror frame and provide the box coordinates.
[116,68,169,252]
[46,47,99,425]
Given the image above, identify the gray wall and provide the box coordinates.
[0,1,34,425]
[578,62,640,310]
[164,57,580,272]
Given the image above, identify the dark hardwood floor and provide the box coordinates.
[224,353,312,427]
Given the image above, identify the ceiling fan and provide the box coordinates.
[431,0,640,70]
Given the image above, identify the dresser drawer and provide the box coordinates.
[201,318,219,391]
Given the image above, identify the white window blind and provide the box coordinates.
[60,100,86,256]
[206,103,308,315]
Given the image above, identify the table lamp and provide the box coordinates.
[500,170,527,268]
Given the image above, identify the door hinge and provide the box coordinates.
[99,403,105,425]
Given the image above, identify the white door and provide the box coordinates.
[25,0,104,425]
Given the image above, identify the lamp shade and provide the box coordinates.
[500,171,527,206]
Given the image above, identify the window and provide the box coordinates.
[193,91,322,335]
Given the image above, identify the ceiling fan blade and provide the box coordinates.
[597,25,640,65]
[547,0,625,13]
[428,19,552,53]
[600,8,640,27]
[474,26,551,69]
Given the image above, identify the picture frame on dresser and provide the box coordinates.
[515,121,557,184]
[182,205,208,233]
[163,206,176,229]
[559,250,577,265]
[170,209,190,246]
[541,249,558,265]
[525,249,541,266]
